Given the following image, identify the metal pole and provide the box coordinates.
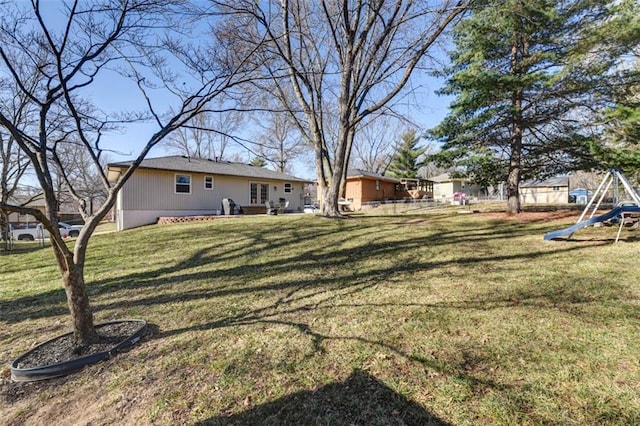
[589,176,613,219]
[614,169,640,205]
[576,171,610,224]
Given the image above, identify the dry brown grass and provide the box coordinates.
[1,210,639,425]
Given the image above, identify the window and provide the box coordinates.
[284,183,293,193]
[553,186,560,191]
[250,183,270,204]
[204,176,214,190]
[375,180,380,191]
[175,174,191,194]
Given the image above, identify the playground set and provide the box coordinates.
[544,169,640,242]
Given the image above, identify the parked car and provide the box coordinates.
[9,223,46,241]
[58,222,83,238]
[8,222,83,241]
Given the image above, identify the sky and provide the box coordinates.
[33,1,454,182]
[99,75,452,181]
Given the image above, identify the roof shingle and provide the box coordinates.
[108,156,312,182]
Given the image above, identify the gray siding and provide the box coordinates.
[116,168,307,230]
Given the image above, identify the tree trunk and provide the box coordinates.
[324,174,341,216]
[63,266,98,346]
[322,134,349,217]
[507,16,525,215]
[50,232,99,346]
[506,165,521,214]
[0,210,8,251]
[62,264,99,346]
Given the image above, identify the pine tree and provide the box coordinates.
[586,0,640,178]
[386,130,426,178]
[430,0,637,214]
[250,157,267,168]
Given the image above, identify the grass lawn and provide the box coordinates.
[1,210,639,425]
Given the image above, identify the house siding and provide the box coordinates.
[433,182,456,200]
[433,181,483,201]
[520,186,568,204]
[116,168,306,230]
[345,178,397,210]
[344,180,362,210]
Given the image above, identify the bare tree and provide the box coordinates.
[54,141,110,216]
[350,116,401,174]
[0,76,34,248]
[164,109,242,160]
[0,1,260,346]
[214,0,470,216]
[252,110,308,173]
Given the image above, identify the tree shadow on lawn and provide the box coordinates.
[87,241,604,315]
[2,218,629,422]
[196,368,450,426]
[85,217,589,295]
[0,217,611,325]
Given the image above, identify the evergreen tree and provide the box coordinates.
[250,157,267,168]
[586,0,640,179]
[386,130,426,178]
[430,0,638,213]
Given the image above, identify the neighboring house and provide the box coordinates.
[107,156,311,230]
[2,195,46,226]
[3,194,80,226]
[345,169,400,210]
[344,170,435,210]
[520,176,569,204]
[429,173,484,201]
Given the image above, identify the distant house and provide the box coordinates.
[2,195,47,226]
[429,173,484,201]
[343,170,435,210]
[3,194,81,226]
[107,156,311,230]
[344,169,401,210]
[520,177,569,204]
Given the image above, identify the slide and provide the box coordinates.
[544,205,640,240]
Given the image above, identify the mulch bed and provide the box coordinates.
[14,321,143,369]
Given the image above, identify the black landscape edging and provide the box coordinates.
[10,319,147,382]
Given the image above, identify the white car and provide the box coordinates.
[303,204,319,214]
[9,222,83,240]
[58,222,83,238]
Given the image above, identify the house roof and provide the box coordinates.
[569,188,591,196]
[8,193,79,214]
[520,176,569,188]
[107,156,312,183]
[9,194,45,207]
[428,173,467,183]
[346,169,400,183]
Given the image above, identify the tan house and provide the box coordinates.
[3,196,46,226]
[344,170,400,210]
[430,173,484,202]
[107,156,311,230]
[520,177,569,204]
[3,194,82,226]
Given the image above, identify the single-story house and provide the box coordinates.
[107,156,312,230]
[429,173,485,201]
[343,170,436,210]
[2,195,46,226]
[344,169,401,210]
[2,194,81,226]
[519,176,569,204]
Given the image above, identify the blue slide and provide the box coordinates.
[544,205,640,240]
